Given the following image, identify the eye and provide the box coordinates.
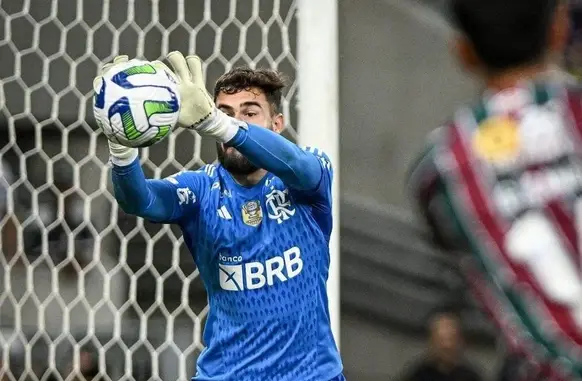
[244,112,258,117]
[220,109,235,117]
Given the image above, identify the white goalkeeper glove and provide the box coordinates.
[93,55,139,166]
[159,51,245,143]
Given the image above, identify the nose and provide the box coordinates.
[232,110,243,120]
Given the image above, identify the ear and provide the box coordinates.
[452,34,481,74]
[271,113,285,134]
[549,1,570,55]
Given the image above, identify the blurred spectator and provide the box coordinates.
[19,163,94,274]
[399,308,482,381]
[65,348,100,381]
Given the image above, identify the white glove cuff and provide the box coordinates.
[196,108,246,143]
[108,141,139,167]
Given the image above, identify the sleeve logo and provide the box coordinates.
[177,187,196,205]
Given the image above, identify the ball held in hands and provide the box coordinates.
[92,57,181,148]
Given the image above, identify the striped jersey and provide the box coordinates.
[408,81,582,381]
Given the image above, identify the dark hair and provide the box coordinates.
[425,306,463,337]
[426,304,462,326]
[213,67,286,114]
[450,0,559,72]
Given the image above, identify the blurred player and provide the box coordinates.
[93,54,344,381]
[407,0,582,380]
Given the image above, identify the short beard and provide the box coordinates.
[216,142,260,175]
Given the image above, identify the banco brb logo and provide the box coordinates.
[218,247,303,291]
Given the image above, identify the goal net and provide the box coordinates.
[0,1,298,380]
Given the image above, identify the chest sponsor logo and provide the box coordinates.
[218,247,303,291]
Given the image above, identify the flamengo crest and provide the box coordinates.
[265,189,295,224]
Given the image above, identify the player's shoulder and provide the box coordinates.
[301,145,329,158]
[419,124,450,156]
[434,97,486,146]
[162,163,219,186]
[300,146,332,170]
[408,121,456,182]
[565,81,582,100]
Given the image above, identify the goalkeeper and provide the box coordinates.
[94,53,344,381]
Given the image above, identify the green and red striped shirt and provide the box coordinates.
[408,81,582,381]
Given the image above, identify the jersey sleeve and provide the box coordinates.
[406,128,470,251]
[111,158,205,224]
[289,146,333,209]
[226,124,323,191]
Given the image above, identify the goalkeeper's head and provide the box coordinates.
[450,0,569,84]
[213,68,286,176]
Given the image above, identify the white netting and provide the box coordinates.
[0,1,297,379]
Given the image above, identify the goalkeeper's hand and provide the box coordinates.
[159,51,244,143]
[93,55,139,166]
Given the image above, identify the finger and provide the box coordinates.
[100,55,129,76]
[92,76,103,92]
[166,51,190,82]
[113,55,129,64]
[151,60,177,80]
[100,62,114,76]
[185,55,204,86]
[151,60,171,72]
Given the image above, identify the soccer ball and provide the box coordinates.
[93,59,180,148]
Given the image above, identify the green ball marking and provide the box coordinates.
[144,100,175,116]
[121,108,140,140]
[147,126,171,146]
[111,64,175,145]
[118,64,157,141]
[95,117,104,131]
[142,100,175,144]
[122,63,157,76]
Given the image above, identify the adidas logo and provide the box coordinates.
[217,205,232,220]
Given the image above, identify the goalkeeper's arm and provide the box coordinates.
[109,144,184,223]
[160,51,323,192]
[226,123,323,191]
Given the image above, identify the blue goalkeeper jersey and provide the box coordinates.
[110,124,343,381]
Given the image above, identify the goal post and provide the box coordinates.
[297,0,341,348]
[0,0,341,380]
